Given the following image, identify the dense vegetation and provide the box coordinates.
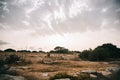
[50,46,70,53]
[4,48,16,52]
[49,72,92,80]
[79,43,120,61]
[49,73,77,80]
[1,43,120,61]
[0,54,20,74]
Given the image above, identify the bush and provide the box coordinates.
[0,59,6,66]
[50,73,93,80]
[111,69,120,80]
[0,58,10,74]
[79,50,91,60]
[52,46,70,53]
[89,48,109,61]
[47,53,50,57]
[49,50,55,53]
[4,48,16,52]
[17,50,31,53]
[22,75,39,80]
[6,54,20,64]
[49,73,77,80]
[77,73,93,80]
[79,43,120,61]
[95,43,120,58]
[6,70,20,76]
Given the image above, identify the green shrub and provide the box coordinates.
[79,50,91,60]
[4,48,16,52]
[0,59,6,66]
[111,69,120,80]
[79,43,120,61]
[49,73,77,80]
[6,54,20,64]
[23,75,39,80]
[5,70,20,76]
[54,46,69,53]
[0,58,10,74]
[89,48,109,61]
[77,73,93,80]
[50,73,93,80]
[47,53,50,57]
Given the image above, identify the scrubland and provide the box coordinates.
[0,52,119,80]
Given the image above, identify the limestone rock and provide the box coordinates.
[0,74,26,80]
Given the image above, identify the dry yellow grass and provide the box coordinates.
[0,52,119,80]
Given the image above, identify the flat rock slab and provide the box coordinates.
[106,67,120,72]
[0,74,26,80]
[101,71,112,76]
[55,78,70,80]
[81,70,97,74]
[42,73,49,77]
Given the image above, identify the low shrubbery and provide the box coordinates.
[6,54,20,64]
[0,53,31,74]
[23,74,39,80]
[50,46,70,53]
[110,69,120,80]
[79,43,120,61]
[49,73,77,80]
[49,73,93,80]
[77,73,93,80]
[0,58,8,74]
[4,48,16,52]
[5,54,32,66]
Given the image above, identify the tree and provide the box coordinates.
[95,43,120,58]
[54,46,64,51]
[47,53,50,57]
[79,50,91,60]
[89,48,109,61]
[54,46,69,53]
[79,43,120,61]
[17,50,31,53]
[4,48,16,52]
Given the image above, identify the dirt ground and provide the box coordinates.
[1,52,120,80]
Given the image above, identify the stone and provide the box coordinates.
[17,66,30,70]
[106,67,120,72]
[55,78,70,80]
[90,74,97,78]
[0,74,26,80]
[81,70,97,74]
[101,71,112,76]
[42,73,48,77]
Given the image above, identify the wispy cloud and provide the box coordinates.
[0,40,8,45]
[0,0,120,35]
[0,0,120,50]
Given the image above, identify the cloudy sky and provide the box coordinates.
[0,0,120,51]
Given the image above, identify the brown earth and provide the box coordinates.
[0,52,120,80]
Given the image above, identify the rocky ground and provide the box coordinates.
[0,53,120,80]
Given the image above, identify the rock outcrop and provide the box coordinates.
[0,74,26,80]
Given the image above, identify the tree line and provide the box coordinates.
[1,43,120,61]
[79,43,120,61]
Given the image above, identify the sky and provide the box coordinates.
[0,0,120,51]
